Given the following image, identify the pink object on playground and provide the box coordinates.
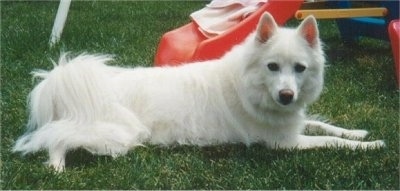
[154,0,303,66]
[388,19,400,88]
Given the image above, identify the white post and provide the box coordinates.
[49,0,71,47]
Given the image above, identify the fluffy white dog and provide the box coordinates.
[13,13,385,172]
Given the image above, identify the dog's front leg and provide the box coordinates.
[291,135,385,150]
[305,120,369,140]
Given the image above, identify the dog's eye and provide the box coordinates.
[294,63,306,73]
[267,63,279,72]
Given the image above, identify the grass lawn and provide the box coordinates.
[1,1,399,190]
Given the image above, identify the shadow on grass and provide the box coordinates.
[65,149,113,170]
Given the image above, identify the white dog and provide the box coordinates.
[13,13,385,172]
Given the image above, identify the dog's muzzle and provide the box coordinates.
[278,89,294,105]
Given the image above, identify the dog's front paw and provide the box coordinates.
[360,140,386,149]
[343,129,369,140]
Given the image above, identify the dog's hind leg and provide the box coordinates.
[13,119,149,172]
[48,144,67,172]
[305,120,369,140]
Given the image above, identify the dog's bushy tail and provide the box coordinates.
[28,54,114,131]
[13,54,149,161]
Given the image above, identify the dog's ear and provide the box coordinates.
[297,15,319,48]
[256,12,278,43]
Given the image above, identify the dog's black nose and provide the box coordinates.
[279,89,294,105]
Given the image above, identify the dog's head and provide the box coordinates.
[240,12,325,112]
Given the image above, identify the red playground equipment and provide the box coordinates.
[388,19,400,88]
[154,0,303,66]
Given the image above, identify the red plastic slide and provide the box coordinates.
[388,19,400,88]
[154,0,303,66]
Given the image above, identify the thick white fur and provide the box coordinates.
[13,13,384,172]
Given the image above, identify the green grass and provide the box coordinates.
[1,1,399,190]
